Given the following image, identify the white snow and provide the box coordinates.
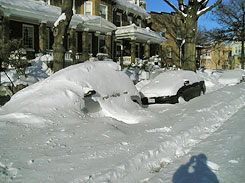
[0,60,245,182]
[218,69,245,86]
[139,70,203,98]
[54,13,66,27]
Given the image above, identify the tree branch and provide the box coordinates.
[163,0,187,18]
[197,0,222,18]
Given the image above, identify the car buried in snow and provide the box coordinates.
[140,70,206,105]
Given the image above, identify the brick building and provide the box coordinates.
[148,11,184,68]
[0,0,166,67]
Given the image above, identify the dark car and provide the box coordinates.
[140,70,206,105]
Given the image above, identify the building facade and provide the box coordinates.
[200,42,232,70]
[148,11,184,68]
[0,0,165,68]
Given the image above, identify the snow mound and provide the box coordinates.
[0,61,145,125]
[218,69,245,86]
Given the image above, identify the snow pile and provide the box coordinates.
[0,61,146,124]
[218,69,245,86]
[114,0,149,19]
[140,70,203,98]
[197,69,224,92]
[1,56,52,87]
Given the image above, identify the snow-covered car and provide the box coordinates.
[218,69,245,86]
[140,70,206,105]
[0,61,144,124]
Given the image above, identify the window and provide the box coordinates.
[136,43,140,58]
[161,27,167,37]
[116,42,123,58]
[98,35,105,53]
[128,16,133,25]
[22,24,34,50]
[100,4,107,20]
[176,28,181,39]
[166,46,172,59]
[84,1,92,15]
[46,28,50,50]
[115,13,122,27]
[0,21,2,48]
[88,33,92,53]
[136,19,141,27]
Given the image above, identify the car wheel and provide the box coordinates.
[178,96,186,103]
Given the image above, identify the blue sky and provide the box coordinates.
[144,0,222,30]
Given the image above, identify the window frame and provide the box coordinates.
[99,4,108,20]
[98,35,105,53]
[22,24,34,50]
[166,45,172,59]
[84,1,93,15]
[116,12,122,27]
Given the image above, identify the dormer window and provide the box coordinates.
[100,4,107,20]
[84,1,92,15]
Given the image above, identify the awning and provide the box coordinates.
[0,0,116,33]
[115,24,166,44]
[113,0,150,19]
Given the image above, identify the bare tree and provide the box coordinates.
[163,0,222,71]
[52,0,73,72]
[210,0,245,69]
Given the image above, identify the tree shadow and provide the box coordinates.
[173,154,220,183]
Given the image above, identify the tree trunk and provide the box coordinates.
[182,13,198,71]
[52,0,73,72]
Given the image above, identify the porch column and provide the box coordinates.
[145,40,150,58]
[69,27,77,64]
[105,32,112,59]
[39,21,47,54]
[131,37,136,63]
[82,28,89,62]
[1,16,10,68]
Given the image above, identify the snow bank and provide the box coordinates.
[0,61,145,125]
[218,69,245,86]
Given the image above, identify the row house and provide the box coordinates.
[200,42,232,70]
[0,0,166,67]
[148,11,184,68]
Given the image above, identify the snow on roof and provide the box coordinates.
[0,0,116,32]
[140,70,203,97]
[115,24,166,44]
[113,0,150,19]
[0,61,145,124]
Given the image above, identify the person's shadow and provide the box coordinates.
[173,154,220,183]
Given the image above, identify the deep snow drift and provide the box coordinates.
[0,61,245,183]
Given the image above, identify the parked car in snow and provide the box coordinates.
[218,69,245,86]
[140,70,206,105]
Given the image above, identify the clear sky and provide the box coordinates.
[144,0,222,30]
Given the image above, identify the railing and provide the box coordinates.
[45,50,83,62]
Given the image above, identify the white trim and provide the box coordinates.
[84,1,93,15]
[22,24,34,49]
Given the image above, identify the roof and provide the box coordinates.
[113,0,150,19]
[0,0,116,33]
[115,24,166,44]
